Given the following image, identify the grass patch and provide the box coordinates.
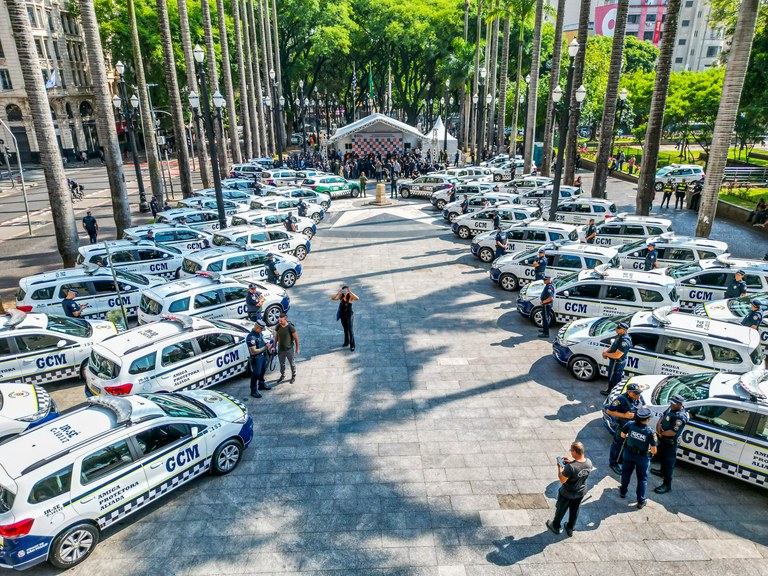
[727,148,768,167]
[719,187,768,210]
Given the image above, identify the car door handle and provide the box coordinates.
[205,358,216,364]
[150,462,163,469]
[80,497,94,504]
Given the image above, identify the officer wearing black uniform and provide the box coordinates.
[539,276,555,339]
[448,188,456,204]
[266,254,280,284]
[146,230,155,242]
[82,211,99,244]
[245,284,265,321]
[492,211,501,231]
[284,212,298,233]
[601,321,632,396]
[246,320,272,398]
[494,226,509,260]
[297,200,308,218]
[62,289,86,317]
[619,406,658,508]
[652,394,688,494]
[605,382,644,474]
[460,195,469,215]
[643,242,658,271]
[742,299,764,329]
[533,248,547,281]
[584,218,597,244]
[725,270,748,298]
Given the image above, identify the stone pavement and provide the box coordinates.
[29,195,768,576]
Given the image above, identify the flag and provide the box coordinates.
[45,69,57,90]
[368,61,375,103]
[387,64,392,113]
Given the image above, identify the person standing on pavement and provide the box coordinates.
[643,242,658,271]
[150,197,160,218]
[390,169,398,199]
[274,314,299,383]
[690,182,702,211]
[494,225,509,260]
[492,210,501,231]
[742,299,764,329]
[539,276,555,339]
[533,248,547,281]
[246,320,272,398]
[546,441,593,537]
[619,407,658,509]
[652,395,688,494]
[266,254,280,284]
[332,285,359,351]
[62,289,87,318]
[660,179,674,209]
[584,218,597,244]
[605,382,644,474]
[245,284,265,322]
[725,270,748,298]
[460,195,469,215]
[601,322,633,396]
[674,181,688,209]
[359,172,368,197]
[82,211,99,244]
[297,199,308,218]
[284,212,298,233]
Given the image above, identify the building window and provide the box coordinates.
[41,69,48,83]
[694,30,698,37]
[628,14,639,24]
[685,0,693,5]
[27,6,38,27]
[0,39,4,59]
[47,10,54,31]
[646,14,656,22]
[66,103,73,118]
[52,41,60,59]
[698,10,703,17]
[706,46,720,58]
[77,44,84,62]
[0,70,12,90]
[675,57,684,63]
[6,104,22,120]
[678,39,687,45]
[60,13,69,34]
[681,19,690,26]
[34,39,45,59]
[643,31,654,41]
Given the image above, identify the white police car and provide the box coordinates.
[517,266,680,328]
[86,316,260,396]
[580,214,673,247]
[452,205,542,239]
[0,311,117,384]
[619,233,728,270]
[220,178,260,191]
[665,256,768,310]
[154,209,230,233]
[76,240,185,280]
[268,187,332,209]
[230,161,264,178]
[694,294,768,348]
[230,210,317,239]
[654,163,705,191]
[249,196,325,223]
[0,382,57,441]
[518,185,582,209]
[442,193,519,222]
[553,307,763,382]
[430,182,505,210]
[175,197,249,216]
[554,198,618,224]
[212,226,310,260]
[16,266,161,321]
[122,224,212,252]
[0,391,253,570]
[499,175,553,191]
[470,221,580,263]
[396,174,457,199]
[442,167,494,183]
[138,274,289,326]
[179,246,302,288]
[195,187,260,206]
[261,168,300,186]
[491,243,620,291]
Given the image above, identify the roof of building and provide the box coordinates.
[328,113,427,142]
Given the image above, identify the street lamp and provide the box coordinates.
[443,79,450,158]
[613,88,629,156]
[268,68,284,165]
[549,38,586,220]
[113,61,148,212]
[314,86,320,147]
[189,44,227,230]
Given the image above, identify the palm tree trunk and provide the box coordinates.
[541,0,565,178]
[696,0,759,237]
[249,0,269,157]
[592,0,630,198]
[240,0,260,156]
[479,19,491,151]
[509,26,523,156]
[523,0,544,173]
[78,0,131,235]
[496,16,510,150]
[156,0,193,198]
[232,0,252,159]
[178,0,211,188]
[564,0,591,185]
[128,0,164,202]
[486,6,500,152]
[471,0,483,156]
[216,0,242,164]
[464,0,470,40]
[270,0,286,148]
[636,0,682,214]
[201,0,229,177]
[258,0,275,153]
[7,0,77,264]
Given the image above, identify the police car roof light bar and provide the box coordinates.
[196,271,222,283]
[659,231,676,241]
[82,263,105,276]
[651,306,674,326]
[4,309,27,329]
[737,369,768,402]
[715,253,737,267]
[162,315,196,331]
[87,396,134,424]
[592,264,611,277]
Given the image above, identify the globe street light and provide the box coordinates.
[443,78,450,158]
[113,61,148,212]
[613,87,629,156]
[268,68,283,164]
[472,92,479,162]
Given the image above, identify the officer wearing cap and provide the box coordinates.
[539,276,555,339]
[266,253,280,284]
[533,248,547,281]
[297,199,308,218]
[652,394,688,494]
[492,210,501,231]
[725,271,748,299]
[284,211,298,233]
[448,187,456,204]
[584,218,597,244]
[245,284,265,321]
[246,320,272,398]
[644,242,658,271]
[82,210,99,244]
[601,322,633,396]
[742,299,764,330]
[62,289,86,317]
[605,382,645,474]
[460,195,469,215]
[145,230,155,242]
[494,225,509,260]
[619,406,658,509]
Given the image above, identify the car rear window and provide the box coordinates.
[89,350,120,380]
[182,259,201,274]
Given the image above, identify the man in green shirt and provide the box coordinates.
[360,172,368,198]
[274,314,299,384]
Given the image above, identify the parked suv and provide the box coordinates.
[654,163,705,191]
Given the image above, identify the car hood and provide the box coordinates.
[700,300,732,320]
[89,320,119,341]
[0,384,50,420]
[181,390,249,423]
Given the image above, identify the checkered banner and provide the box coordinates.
[352,133,403,156]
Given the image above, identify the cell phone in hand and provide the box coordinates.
[556,456,566,467]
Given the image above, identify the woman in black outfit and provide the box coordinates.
[332,285,359,351]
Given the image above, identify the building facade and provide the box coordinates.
[0,0,97,163]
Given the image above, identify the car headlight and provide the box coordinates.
[17,408,49,423]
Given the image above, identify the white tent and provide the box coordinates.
[328,113,426,155]
[423,116,458,158]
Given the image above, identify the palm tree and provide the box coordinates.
[495,14,511,149]
[522,0,544,173]
[464,0,471,40]
[563,0,591,185]
[78,0,131,235]
[156,0,194,198]
[591,0,630,198]
[128,0,164,202]
[258,0,276,153]
[696,0,760,237]
[507,0,537,157]
[201,0,229,176]
[541,0,565,178]
[239,0,259,156]
[447,40,475,148]
[485,4,500,152]
[471,0,483,155]
[270,0,286,148]
[6,0,77,265]
[248,0,269,156]
[232,0,253,159]
[178,0,211,188]
[216,0,242,164]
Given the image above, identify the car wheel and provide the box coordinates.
[311,213,322,223]
[654,182,664,192]
[211,438,243,475]
[79,359,89,381]
[494,173,502,182]
[293,245,308,260]
[302,227,314,239]
[263,305,281,326]
[280,270,298,288]
[569,355,598,381]
[400,188,410,198]
[436,199,446,210]
[458,226,472,240]
[321,201,329,209]
[49,523,100,570]
[478,247,495,263]
[351,188,360,198]
[449,212,459,223]
[499,273,519,291]
[531,307,544,328]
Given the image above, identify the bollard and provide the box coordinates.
[373,182,390,206]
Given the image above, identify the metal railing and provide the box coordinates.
[722,166,768,183]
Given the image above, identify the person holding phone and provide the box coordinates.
[547,441,592,537]
[332,285,359,351]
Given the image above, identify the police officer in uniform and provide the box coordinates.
[605,382,644,474]
[539,276,555,339]
[600,321,633,396]
[660,179,674,209]
[652,394,688,494]
[448,188,456,204]
[742,299,764,329]
[82,210,99,244]
[246,320,272,398]
[146,230,155,242]
[284,212,298,233]
[533,248,547,281]
[266,253,280,284]
[460,195,469,215]
[584,218,597,244]
[643,242,658,271]
[725,270,748,298]
[297,199,308,218]
[619,406,658,509]
[494,225,509,260]
[245,283,265,321]
[492,211,501,231]
[62,289,87,317]
[674,181,688,209]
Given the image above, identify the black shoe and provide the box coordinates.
[350,347,355,351]
[654,485,671,494]
[565,526,574,537]
[290,375,295,384]
[342,342,349,348]
[650,468,663,477]
[546,520,561,535]
[276,374,285,384]
[258,384,272,391]
[538,333,550,338]
[619,491,627,499]
[637,500,647,509]
[610,464,622,475]
[599,390,610,396]
[250,391,262,398]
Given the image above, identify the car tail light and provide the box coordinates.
[0,519,34,539]
[15,305,33,313]
[104,383,133,396]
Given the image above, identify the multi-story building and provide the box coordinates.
[0,0,97,163]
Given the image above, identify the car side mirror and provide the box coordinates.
[57,339,67,348]
[562,290,570,298]
[631,252,639,257]
[191,426,200,438]
[687,279,697,285]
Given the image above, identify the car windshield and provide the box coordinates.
[588,314,634,337]
[89,350,119,380]
[651,372,717,404]
[666,262,703,279]
[212,234,229,246]
[554,271,580,289]
[182,259,201,274]
[116,270,150,286]
[159,244,182,255]
[656,166,673,177]
[208,318,248,334]
[47,315,92,338]
[617,239,646,254]
[728,293,768,318]
[143,393,211,419]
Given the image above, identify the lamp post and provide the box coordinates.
[314,85,320,147]
[521,73,531,161]
[425,82,431,128]
[477,66,487,159]
[549,39,586,221]
[189,44,227,230]
[113,61,148,212]
[268,68,284,165]
[612,87,629,156]
[471,92,479,162]
[443,79,450,159]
